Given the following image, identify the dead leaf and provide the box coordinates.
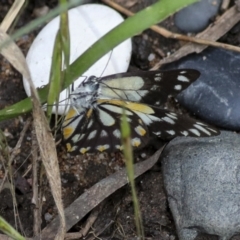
[0,30,66,240]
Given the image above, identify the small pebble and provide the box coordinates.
[148,53,155,61]
[174,0,222,33]
[44,212,53,222]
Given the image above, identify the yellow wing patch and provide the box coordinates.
[96,145,110,152]
[63,127,74,139]
[86,108,93,118]
[65,108,77,120]
[116,145,123,150]
[66,143,77,152]
[131,137,141,147]
[80,147,91,154]
[66,143,72,152]
[135,126,147,136]
[97,99,154,114]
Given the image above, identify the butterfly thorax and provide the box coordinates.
[70,76,100,112]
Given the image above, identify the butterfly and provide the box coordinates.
[62,69,219,154]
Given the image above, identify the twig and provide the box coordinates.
[81,202,104,236]
[87,220,114,240]
[152,4,240,68]
[64,202,104,240]
[11,118,31,235]
[101,0,240,54]
[0,118,31,191]
[10,118,31,162]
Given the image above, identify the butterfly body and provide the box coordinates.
[70,76,100,111]
[62,70,219,154]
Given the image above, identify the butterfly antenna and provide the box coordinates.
[99,49,113,78]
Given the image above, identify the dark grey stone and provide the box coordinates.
[174,0,222,33]
[163,47,240,131]
[161,131,240,240]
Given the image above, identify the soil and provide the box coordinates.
[0,0,240,240]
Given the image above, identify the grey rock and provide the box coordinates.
[174,0,222,33]
[161,131,240,240]
[163,47,240,131]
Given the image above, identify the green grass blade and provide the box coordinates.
[0,0,197,121]
[121,109,144,238]
[46,30,62,119]
[0,216,25,240]
[63,0,198,88]
[46,0,70,119]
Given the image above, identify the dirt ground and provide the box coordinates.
[0,0,240,240]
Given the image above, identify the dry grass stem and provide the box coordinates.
[0,0,25,32]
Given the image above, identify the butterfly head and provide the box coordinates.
[70,76,100,111]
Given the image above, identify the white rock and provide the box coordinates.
[24,4,132,114]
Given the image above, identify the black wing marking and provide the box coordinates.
[98,69,200,106]
[138,106,219,139]
[96,100,219,139]
[62,104,150,154]
[62,99,219,154]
